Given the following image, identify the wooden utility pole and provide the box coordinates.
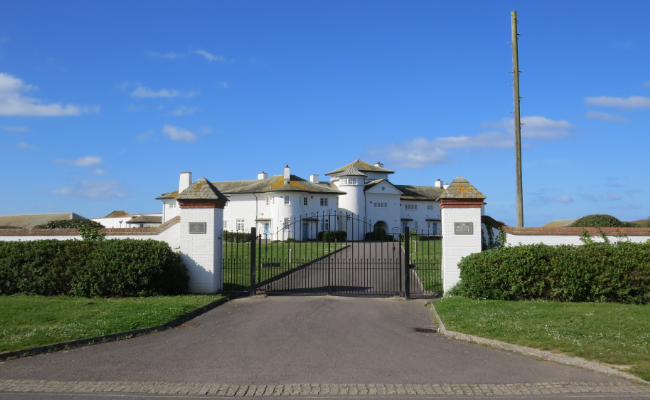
[511,11,524,227]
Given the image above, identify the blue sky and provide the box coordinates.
[1,0,649,227]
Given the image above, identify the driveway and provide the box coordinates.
[0,296,631,385]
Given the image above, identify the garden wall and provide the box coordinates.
[502,226,650,245]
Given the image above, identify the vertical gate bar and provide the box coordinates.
[404,228,410,299]
[250,227,257,296]
[258,231,262,292]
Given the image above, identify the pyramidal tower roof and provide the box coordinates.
[339,166,367,177]
[176,177,229,202]
[326,159,394,176]
[438,176,486,200]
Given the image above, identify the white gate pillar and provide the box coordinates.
[438,176,486,292]
[177,177,229,293]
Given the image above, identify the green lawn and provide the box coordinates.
[406,239,442,292]
[223,242,346,291]
[434,297,650,382]
[0,294,223,353]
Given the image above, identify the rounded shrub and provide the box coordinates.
[570,214,639,228]
[33,219,105,230]
[0,239,188,297]
[455,242,650,304]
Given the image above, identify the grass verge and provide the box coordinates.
[0,294,223,353]
[434,297,650,382]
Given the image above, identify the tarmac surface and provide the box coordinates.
[0,296,632,385]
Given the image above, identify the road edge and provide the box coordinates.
[0,295,231,362]
[428,301,650,385]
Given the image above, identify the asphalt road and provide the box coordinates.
[0,296,631,385]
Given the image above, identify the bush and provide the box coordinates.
[0,239,188,297]
[365,227,394,241]
[317,230,347,242]
[454,242,650,304]
[570,214,639,228]
[223,230,251,243]
[33,219,105,230]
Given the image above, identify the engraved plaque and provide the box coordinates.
[454,222,473,235]
[189,222,206,234]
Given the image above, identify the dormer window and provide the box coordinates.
[346,177,357,185]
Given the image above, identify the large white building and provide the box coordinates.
[157,159,462,240]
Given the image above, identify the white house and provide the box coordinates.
[157,159,472,240]
[91,211,162,228]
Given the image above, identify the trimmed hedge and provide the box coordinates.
[33,219,105,230]
[223,230,251,243]
[570,214,639,228]
[0,239,188,297]
[317,230,347,242]
[365,227,394,241]
[454,242,650,304]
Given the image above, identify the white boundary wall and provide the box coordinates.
[441,206,482,292]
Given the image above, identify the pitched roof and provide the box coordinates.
[126,215,163,224]
[0,213,85,229]
[339,166,367,177]
[364,179,403,194]
[103,210,131,218]
[158,175,343,200]
[177,177,230,201]
[326,159,394,176]
[224,175,344,195]
[395,185,444,201]
[438,176,486,200]
[541,218,578,228]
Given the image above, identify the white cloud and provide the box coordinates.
[170,105,200,116]
[195,49,232,63]
[581,194,599,202]
[91,169,107,175]
[3,126,29,132]
[217,81,229,88]
[487,116,576,139]
[607,191,622,200]
[585,96,650,109]
[130,86,197,98]
[585,110,629,123]
[136,130,155,142]
[145,50,183,59]
[370,132,515,168]
[55,156,103,166]
[17,142,34,149]
[51,180,127,199]
[547,195,573,203]
[645,81,650,88]
[199,125,213,134]
[162,125,197,142]
[0,73,97,116]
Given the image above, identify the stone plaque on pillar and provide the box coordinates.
[454,222,473,234]
[189,222,206,234]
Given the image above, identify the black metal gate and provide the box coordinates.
[221,212,441,298]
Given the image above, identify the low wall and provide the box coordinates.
[0,216,181,248]
[501,226,650,246]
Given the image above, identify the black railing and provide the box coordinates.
[221,213,442,297]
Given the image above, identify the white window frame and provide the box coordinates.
[224,220,229,229]
[265,197,270,206]
[283,218,290,230]
[405,204,417,210]
[427,204,434,210]
[303,197,308,206]
[320,219,330,231]
[320,197,328,206]
[284,196,290,205]
[236,219,244,231]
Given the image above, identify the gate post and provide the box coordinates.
[250,227,257,296]
[438,176,486,292]
[177,177,229,293]
[404,228,411,299]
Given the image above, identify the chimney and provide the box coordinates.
[284,165,290,184]
[179,172,192,193]
[310,174,319,184]
[257,171,268,180]
[375,161,384,169]
[434,179,443,188]
[443,184,450,190]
